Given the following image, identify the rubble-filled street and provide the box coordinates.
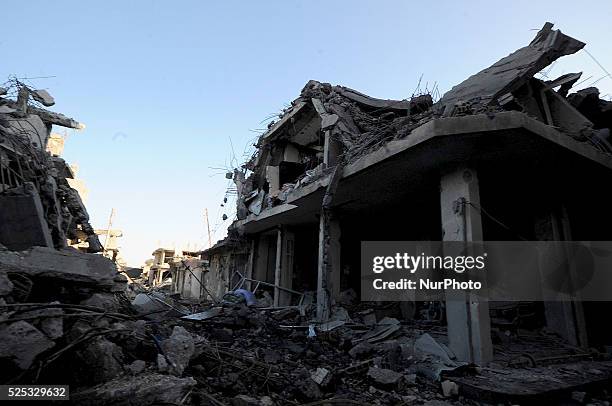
[2,2,612,405]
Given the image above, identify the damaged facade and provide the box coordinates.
[225,22,612,357]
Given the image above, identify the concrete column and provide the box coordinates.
[253,235,269,282]
[245,239,256,290]
[440,167,493,364]
[274,228,283,307]
[323,130,341,167]
[266,166,280,194]
[272,227,296,307]
[316,211,342,320]
[536,208,588,347]
[279,229,295,306]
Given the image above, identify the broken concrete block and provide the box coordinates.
[0,321,55,370]
[294,370,323,400]
[0,271,13,296]
[20,307,64,340]
[311,367,332,386]
[127,360,146,375]
[414,333,455,364]
[349,341,374,358]
[31,89,55,107]
[74,337,124,384]
[263,349,281,364]
[70,372,196,406]
[321,113,339,130]
[161,326,194,376]
[0,247,118,289]
[572,391,587,403]
[405,373,417,385]
[259,396,274,406]
[81,293,121,312]
[156,354,168,372]
[440,380,459,397]
[231,395,261,406]
[367,367,403,388]
[0,105,16,114]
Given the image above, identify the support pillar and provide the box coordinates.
[440,167,493,364]
[535,208,588,347]
[253,235,269,282]
[245,239,255,291]
[273,227,295,307]
[274,228,283,307]
[316,211,342,320]
[323,130,341,167]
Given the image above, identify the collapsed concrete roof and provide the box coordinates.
[232,22,612,228]
[437,22,585,116]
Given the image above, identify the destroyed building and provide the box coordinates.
[221,22,612,365]
[0,80,102,253]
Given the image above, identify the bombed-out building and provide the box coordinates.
[219,23,612,364]
[0,81,102,253]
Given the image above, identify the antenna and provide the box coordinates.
[205,208,212,248]
[103,208,116,254]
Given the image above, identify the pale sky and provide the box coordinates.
[2,1,611,266]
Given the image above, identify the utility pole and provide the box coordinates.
[205,208,212,248]
[103,208,116,254]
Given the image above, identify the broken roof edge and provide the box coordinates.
[234,110,612,233]
[1,98,83,130]
[332,85,410,111]
[259,79,415,142]
[437,22,586,116]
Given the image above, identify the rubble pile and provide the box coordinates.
[3,257,611,406]
[0,262,465,406]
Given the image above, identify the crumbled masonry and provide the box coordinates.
[2,22,612,405]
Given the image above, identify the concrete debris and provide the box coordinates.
[0,246,121,290]
[73,336,124,384]
[156,353,168,372]
[0,271,14,296]
[414,333,456,365]
[0,321,55,370]
[231,394,262,406]
[20,305,64,339]
[310,367,332,386]
[440,380,459,397]
[80,292,121,312]
[31,89,55,107]
[126,359,146,375]
[70,373,196,406]
[438,22,584,116]
[160,325,195,376]
[367,366,404,388]
[572,390,588,403]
